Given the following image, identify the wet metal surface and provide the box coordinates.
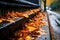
[47,10,60,40]
[36,26,50,40]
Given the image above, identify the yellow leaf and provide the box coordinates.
[18,37,24,40]
[0,19,2,23]
[27,26,36,32]
[25,35,32,40]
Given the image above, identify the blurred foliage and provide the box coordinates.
[50,0,60,11]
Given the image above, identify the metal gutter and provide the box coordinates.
[46,12,55,40]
